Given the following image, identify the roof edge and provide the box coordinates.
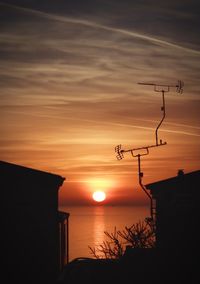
[146,169,200,190]
[0,160,66,185]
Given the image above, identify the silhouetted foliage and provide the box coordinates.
[89,219,155,259]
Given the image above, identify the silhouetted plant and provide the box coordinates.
[89,219,155,259]
[89,227,124,259]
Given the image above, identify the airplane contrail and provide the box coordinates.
[5,108,200,138]
[1,1,200,55]
[133,118,200,131]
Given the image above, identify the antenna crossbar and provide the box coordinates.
[138,80,184,93]
[115,141,166,160]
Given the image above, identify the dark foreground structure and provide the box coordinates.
[59,170,199,284]
[146,169,199,250]
[1,160,69,284]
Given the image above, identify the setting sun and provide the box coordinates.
[92,191,106,202]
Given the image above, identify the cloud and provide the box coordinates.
[1,1,200,55]
[1,1,200,103]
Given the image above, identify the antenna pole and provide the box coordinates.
[138,80,183,145]
[138,154,153,219]
[155,89,166,145]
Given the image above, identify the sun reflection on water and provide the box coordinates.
[93,206,105,257]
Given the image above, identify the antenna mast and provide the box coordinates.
[115,80,184,223]
[115,143,165,221]
[138,80,184,146]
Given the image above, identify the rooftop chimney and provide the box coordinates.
[177,169,184,177]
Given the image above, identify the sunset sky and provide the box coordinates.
[1,0,200,206]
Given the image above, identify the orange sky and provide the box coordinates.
[0,1,200,206]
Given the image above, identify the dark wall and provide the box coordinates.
[1,163,62,283]
[154,175,199,250]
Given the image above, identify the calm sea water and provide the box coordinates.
[59,205,149,261]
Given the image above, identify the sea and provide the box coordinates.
[59,205,149,261]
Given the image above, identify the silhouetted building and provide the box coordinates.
[1,160,69,284]
[146,170,200,250]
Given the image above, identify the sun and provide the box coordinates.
[92,191,106,202]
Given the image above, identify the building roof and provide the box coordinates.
[146,170,200,192]
[0,160,65,186]
[58,211,70,221]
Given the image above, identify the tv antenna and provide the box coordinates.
[115,143,164,221]
[138,80,184,146]
[115,80,184,222]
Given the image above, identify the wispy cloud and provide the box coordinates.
[1,1,200,55]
